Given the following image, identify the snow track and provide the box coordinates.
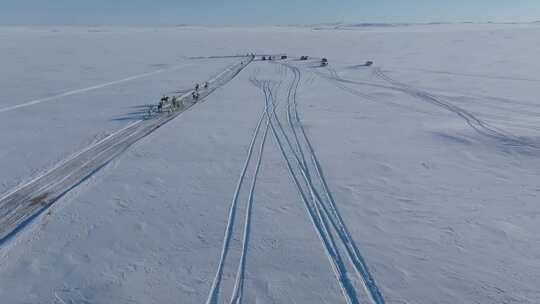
[261,77,360,304]
[230,112,270,304]
[0,58,253,246]
[0,66,185,114]
[371,68,539,149]
[318,65,539,151]
[219,61,386,304]
[204,76,274,304]
[285,63,385,304]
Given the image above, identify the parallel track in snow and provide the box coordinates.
[0,57,253,246]
[283,63,385,304]
[204,75,275,304]
[260,77,361,304]
[204,60,292,304]
[240,61,385,304]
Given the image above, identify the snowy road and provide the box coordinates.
[0,58,252,245]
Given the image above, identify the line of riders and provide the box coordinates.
[150,56,254,117]
[148,54,357,118]
[152,81,209,116]
[148,56,254,118]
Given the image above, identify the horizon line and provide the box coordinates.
[0,20,539,28]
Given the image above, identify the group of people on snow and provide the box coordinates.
[153,81,212,116]
[191,81,208,100]
[151,55,259,117]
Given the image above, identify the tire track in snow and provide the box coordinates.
[284,63,385,304]
[371,67,540,149]
[0,66,187,114]
[208,61,385,304]
[229,114,270,304]
[0,57,253,246]
[255,67,362,304]
[402,67,540,83]
[311,66,426,113]
[205,70,279,304]
[320,65,539,150]
[204,96,267,304]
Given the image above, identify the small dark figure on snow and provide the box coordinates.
[161,95,169,103]
[195,83,200,91]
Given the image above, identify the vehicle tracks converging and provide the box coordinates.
[286,63,385,304]
[0,57,253,246]
[214,60,385,304]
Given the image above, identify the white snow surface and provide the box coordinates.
[1,24,540,303]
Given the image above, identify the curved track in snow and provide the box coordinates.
[318,65,539,151]
[371,67,539,149]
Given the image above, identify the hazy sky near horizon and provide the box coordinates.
[1,0,539,25]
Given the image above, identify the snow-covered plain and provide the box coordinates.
[1,24,540,303]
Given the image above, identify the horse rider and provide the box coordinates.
[192,90,200,100]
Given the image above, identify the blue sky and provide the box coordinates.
[1,0,539,25]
